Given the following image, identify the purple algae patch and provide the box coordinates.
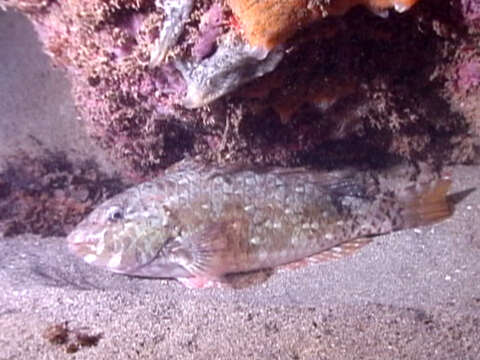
[192,3,224,61]
[457,61,480,91]
[461,0,480,23]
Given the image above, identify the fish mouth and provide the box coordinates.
[68,239,96,254]
[67,228,192,278]
[67,234,111,267]
[66,227,101,260]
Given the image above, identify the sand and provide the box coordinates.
[1,9,479,360]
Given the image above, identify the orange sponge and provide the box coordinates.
[226,0,419,49]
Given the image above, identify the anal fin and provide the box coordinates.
[308,237,372,263]
[279,237,372,272]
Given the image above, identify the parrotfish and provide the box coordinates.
[67,160,452,288]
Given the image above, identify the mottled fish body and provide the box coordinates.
[67,160,452,288]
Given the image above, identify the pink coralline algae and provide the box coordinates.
[153,63,187,97]
[192,3,224,61]
[111,12,145,60]
[117,12,145,38]
[461,0,480,24]
[457,61,480,91]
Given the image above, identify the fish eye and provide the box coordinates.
[107,206,124,222]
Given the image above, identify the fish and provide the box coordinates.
[67,160,453,289]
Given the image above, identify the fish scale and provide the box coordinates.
[67,160,453,288]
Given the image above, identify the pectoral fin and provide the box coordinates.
[167,219,248,279]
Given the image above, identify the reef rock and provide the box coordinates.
[2,0,479,178]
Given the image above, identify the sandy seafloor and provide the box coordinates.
[1,9,480,360]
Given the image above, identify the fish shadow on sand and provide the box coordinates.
[30,264,105,291]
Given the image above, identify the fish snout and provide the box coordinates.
[66,228,102,262]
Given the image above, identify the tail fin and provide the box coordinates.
[402,179,453,228]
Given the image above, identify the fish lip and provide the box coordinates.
[66,228,98,255]
[67,240,96,256]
